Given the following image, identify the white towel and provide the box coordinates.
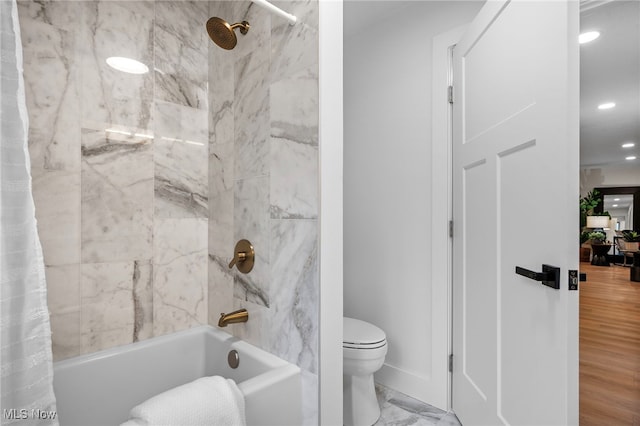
[121,376,246,426]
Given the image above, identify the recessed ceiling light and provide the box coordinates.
[614,198,620,201]
[622,142,635,148]
[579,31,600,44]
[612,204,619,207]
[625,156,636,160]
[598,102,616,110]
[106,57,149,74]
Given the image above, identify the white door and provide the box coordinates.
[452,1,579,425]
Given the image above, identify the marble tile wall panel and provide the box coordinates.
[46,265,81,317]
[208,11,234,148]
[234,44,270,180]
[81,129,154,264]
[17,1,81,29]
[80,261,153,354]
[209,142,234,256]
[231,1,270,61]
[230,298,270,350]
[270,68,318,219]
[154,1,208,109]
[31,171,80,266]
[153,218,208,337]
[208,254,234,325]
[269,219,318,373]
[233,177,270,307]
[154,102,209,218]
[18,0,83,362]
[46,265,81,361]
[17,1,81,177]
[270,0,319,82]
[50,312,81,362]
[80,1,154,130]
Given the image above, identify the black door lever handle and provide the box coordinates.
[515,264,560,290]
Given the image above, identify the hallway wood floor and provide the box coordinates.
[580,262,640,426]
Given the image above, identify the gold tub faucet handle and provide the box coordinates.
[228,239,254,273]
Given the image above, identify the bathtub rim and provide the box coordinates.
[53,325,297,378]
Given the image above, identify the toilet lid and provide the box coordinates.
[343,317,386,349]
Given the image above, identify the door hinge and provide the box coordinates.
[449,354,453,372]
[448,85,454,104]
[449,220,454,238]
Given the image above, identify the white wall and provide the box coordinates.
[343,1,482,409]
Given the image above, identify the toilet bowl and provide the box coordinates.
[343,317,388,426]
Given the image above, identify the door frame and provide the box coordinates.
[431,24,469,411]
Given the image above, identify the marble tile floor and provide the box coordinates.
[375,384,462,426]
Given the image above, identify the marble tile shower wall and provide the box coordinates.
[18,0,210,359]
[207,0,319,423]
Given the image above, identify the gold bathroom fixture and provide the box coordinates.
[218,308,249,327]
[229,239,255,273]
[206,17,249,50]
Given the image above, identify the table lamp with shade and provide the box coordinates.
[586,215,610,232]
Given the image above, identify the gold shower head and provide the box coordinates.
[206,17,250,50]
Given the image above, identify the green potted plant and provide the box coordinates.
[580,189,611,228]
[588,231,607,245]
[580,189,601,228]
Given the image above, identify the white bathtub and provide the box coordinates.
[53,326,301,426]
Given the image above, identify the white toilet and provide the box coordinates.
[343,317,388,426]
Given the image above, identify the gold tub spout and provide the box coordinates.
[218,308,248,327]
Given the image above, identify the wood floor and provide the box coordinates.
[580,262,640,426]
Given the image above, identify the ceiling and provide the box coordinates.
[580,0,640,167]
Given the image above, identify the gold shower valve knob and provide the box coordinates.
[228,239,254,273]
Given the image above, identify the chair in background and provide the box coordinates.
[615,238,636,267]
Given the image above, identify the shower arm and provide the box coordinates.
[252,0,297,25]
[230,21,250,35]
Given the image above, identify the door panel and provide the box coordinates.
[452,1,579,425]
[462,158,494,402]
[464,4,537,142]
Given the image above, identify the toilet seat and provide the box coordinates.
[343,317,387,350]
